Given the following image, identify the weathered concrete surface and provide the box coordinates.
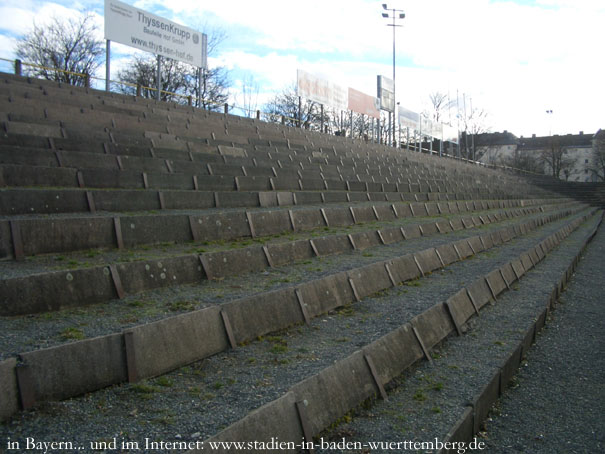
[414,248,442,273]
[128,306,228,379]
[121,214,191,247]
[118,255,202,293]
[290,209,325,231]
[486,269,508,297]
[311,235,353,256]
[454,239,474,259]
[190,211,252,242]
[444,406,474,448]
[0,188,88,215]
[363,323,424,384]
[500,262,518,286]
[467,236,485,254]
[298,272,355,317]
[351,206,377,223]
[323,207,355,227]
[290,350,375,437]
[411,303,455,350]
[378,227,405,244]
[499,342,523,395]
[373,205,396,221]
[198,392,301,453]
[8,217,113,256]
[472,371,501,434]
[266,240,314,267]
[419,222,439,236]
[436,244,459,266]
[0,358,18,421]
[202,247,268,279]
[223,288,302,343]
[1,164,78,188]
[19,333,127,401]
[0,267,116,315]
[161,191,215,210]
[93,190,161,212]
[520,252,535,272]
[402,224,422,239]
[466,277,494,310]
[215,191,259,208]
[347,262,392,299]
[293,192,323,205]
[349,231,382,250]
[447,288,477,328]
[511,258,526,279]
[389,255,422,283]
[248,210,292,237]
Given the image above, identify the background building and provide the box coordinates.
[474,130,602,182]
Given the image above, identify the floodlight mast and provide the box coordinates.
[381,3,405,147]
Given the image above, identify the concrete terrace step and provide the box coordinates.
[0,205,597,445]
[0,197,562,260]
[0,137,508,189]
[1,201,574,316]
[0,187,514,218]
[0,73,599,450]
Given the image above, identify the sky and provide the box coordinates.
[0,0,603,138]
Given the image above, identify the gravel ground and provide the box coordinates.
[484,216,605,453]
[314,211,602,454]
[0,209,598,453]
[0,204,574,360]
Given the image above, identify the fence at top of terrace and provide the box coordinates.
[0,56,565,181]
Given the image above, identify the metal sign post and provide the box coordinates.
[156,55,161,101]
[105,40,111,92]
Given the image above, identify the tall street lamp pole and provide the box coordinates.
[546,109,553,136]
[382,3,405,148]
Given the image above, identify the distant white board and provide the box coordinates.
[297,69,348,111]
[104,0,206,68]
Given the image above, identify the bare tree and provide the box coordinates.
[502,149,543,174]
[118,56,229,109]
[264,84,322,129]
[117,26,230,110]
[460,106,490,160]
[118,55,189,101]
[237,75,260,118]
[427,91,455,124]
[590,129,605,182]
[15,14,104,86]
[539,135,573,179]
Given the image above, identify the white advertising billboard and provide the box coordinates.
[348,88,380,119]
[377,75,395,112]
[397,105,419,130]
[104,0,206,68]
[297,69,348,111]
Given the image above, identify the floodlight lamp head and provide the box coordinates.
[400,13,405,18]
[382,3,388,9]
[382,12,389,17]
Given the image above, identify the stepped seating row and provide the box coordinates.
[0,147,503,195]
[3,201,566,315]
[0,75,565,306]
[0,74,545,184]
[0,162,501,196]
[2,72,597,446]
[1,193,559,263]
[0,202,595,425]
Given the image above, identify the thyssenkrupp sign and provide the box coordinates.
[104,0,206,68]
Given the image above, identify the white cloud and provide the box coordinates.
[0,0,602,137]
